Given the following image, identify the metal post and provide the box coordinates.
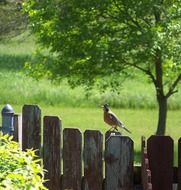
[1,104,14,135]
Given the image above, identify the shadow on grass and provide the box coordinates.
[134,150,141,165]
[0,54,30,71]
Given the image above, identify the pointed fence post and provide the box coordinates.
[63,128,82,190]
[83,130,103,190]
[22,105,41,156]
[43,116,61,190]
[147,136,173,190]
[105,135,134,190]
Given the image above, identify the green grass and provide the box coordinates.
[0,70,180,109]
[0,32,36,56]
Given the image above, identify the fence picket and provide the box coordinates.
[43,116,61,190]
[141,136,146,190]
[63,128,82,190]
[147,135,173,190]
[178,138,181,190]
[22,105,41,155]
[13,114,21,142]
[83,130,103,190]
[105,135,134,190]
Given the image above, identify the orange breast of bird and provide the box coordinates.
[104,112,115,126]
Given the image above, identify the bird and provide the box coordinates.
[102,104,131,134]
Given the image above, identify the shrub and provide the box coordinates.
[0,133,47,190]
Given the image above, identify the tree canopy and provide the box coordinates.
[23,0,181,134]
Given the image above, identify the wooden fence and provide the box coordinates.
[12,105,181,190]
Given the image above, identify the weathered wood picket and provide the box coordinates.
[43,116,61,189]
[179,138,181,190]
[141,137,152,190]
[147,136,173,190]
[12,105,181,190]
[105,134,134,190]
[83,130,103,190]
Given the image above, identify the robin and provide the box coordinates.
[102,104,131,134]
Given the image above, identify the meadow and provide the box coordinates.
[0,33,180,164]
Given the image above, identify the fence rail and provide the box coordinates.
[11,105,181,190]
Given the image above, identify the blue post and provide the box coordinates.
[1,104,14,135]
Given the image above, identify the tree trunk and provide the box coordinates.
[156,95,167,135]
[153,7,168,135]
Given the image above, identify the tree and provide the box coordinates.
[23,0,181,135]
[0,0,27,39]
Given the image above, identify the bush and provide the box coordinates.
[0,133,47,190]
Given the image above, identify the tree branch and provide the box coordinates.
[166,74,181,98]
[128,63,157,86]
[112,0,144,32]
[142,18,152,27]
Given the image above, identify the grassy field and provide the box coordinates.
[0,33,180,164]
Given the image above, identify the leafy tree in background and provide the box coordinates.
[0,0,27,39]
[23,0,181,135]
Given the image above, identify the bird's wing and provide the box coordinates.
[109,111,131,133]
[109,111,124,127]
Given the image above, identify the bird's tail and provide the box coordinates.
[118,122,131,134]
[123,126,131,134]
